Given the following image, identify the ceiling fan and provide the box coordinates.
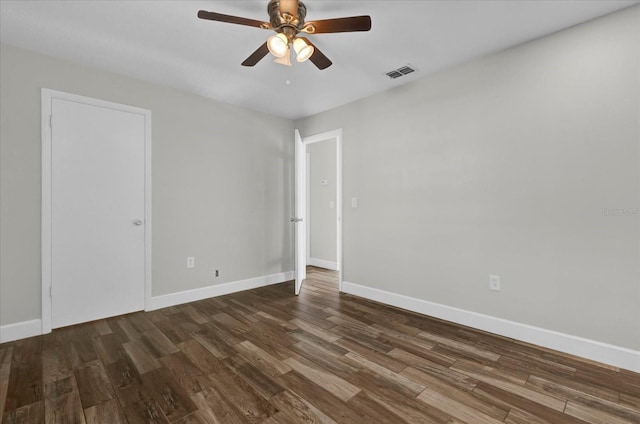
[198,0,372,70]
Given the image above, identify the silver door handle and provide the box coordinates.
[290,218,303,223]
[133,220,143,226]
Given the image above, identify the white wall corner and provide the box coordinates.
[341,281,640,373]
[0,319,43,344]
[146,271,295,311]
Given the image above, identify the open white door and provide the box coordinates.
[294,129,307,295]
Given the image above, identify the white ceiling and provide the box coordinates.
[1,1,638,119]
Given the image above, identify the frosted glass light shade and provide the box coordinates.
[273,47,292,66]
[293,38,314,62]
[267,33,289,58]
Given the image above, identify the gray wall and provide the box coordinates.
[1,6,639,351]
[308,139,337,264]
[296,7,640,350]
[0,44,294,327]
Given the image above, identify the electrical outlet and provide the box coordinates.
[214,269,219,277]
[187,257,195,268]
[489,275,500,291]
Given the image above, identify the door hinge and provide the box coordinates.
[49,115,53,128]
[49,286,52,298]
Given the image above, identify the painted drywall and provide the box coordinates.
[297,7,640,351]
[0,44,294,327]
[308,139,338,264]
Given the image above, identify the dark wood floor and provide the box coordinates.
[1,267,639,423]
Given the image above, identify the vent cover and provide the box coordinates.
[385,65,417,79]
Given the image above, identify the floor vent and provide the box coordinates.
[385,64,417,79]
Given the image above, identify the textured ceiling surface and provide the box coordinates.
[1,1,638,119]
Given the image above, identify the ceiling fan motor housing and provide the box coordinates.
[268,0,307,40]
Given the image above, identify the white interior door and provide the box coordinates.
[294,129,307,295]
[50,98,146,328]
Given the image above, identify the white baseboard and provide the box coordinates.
[308,258,339,271]
[0,271,294,343]
[147,271,294,311]
[0,272,293,344]
[342,281,640,373]
[0,319,43,344]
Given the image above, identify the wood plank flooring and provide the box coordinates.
[1,267,638,423]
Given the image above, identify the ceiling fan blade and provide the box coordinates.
[198,10,271,29]
[298,37,332,70]
[301,16,371,34]
[241,42,270,67]
[280,0,299,18]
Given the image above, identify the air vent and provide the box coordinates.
[385,64,418,79]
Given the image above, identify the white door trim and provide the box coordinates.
[41,88,152,334]
[300,129,343,292]
[306,152,311,264]
[294,130,306,295]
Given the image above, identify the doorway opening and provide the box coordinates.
[293,129,342,295]
[307,137,339,272]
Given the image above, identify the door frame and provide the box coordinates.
[294,130,306,294]
[41,88,152,334]
[298,128,343,291]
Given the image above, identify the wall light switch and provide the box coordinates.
[329,200,335,209]
[351,197,358,208]
[187,257,195,268]
[489,275,500,291]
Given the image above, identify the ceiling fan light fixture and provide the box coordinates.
[198,2,371,70]
[293,37,314,62]
[267,33,289,57]
[273,46,292,66]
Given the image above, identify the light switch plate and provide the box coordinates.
[489,275,500,291]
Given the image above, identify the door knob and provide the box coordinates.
[133,220,143,226]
